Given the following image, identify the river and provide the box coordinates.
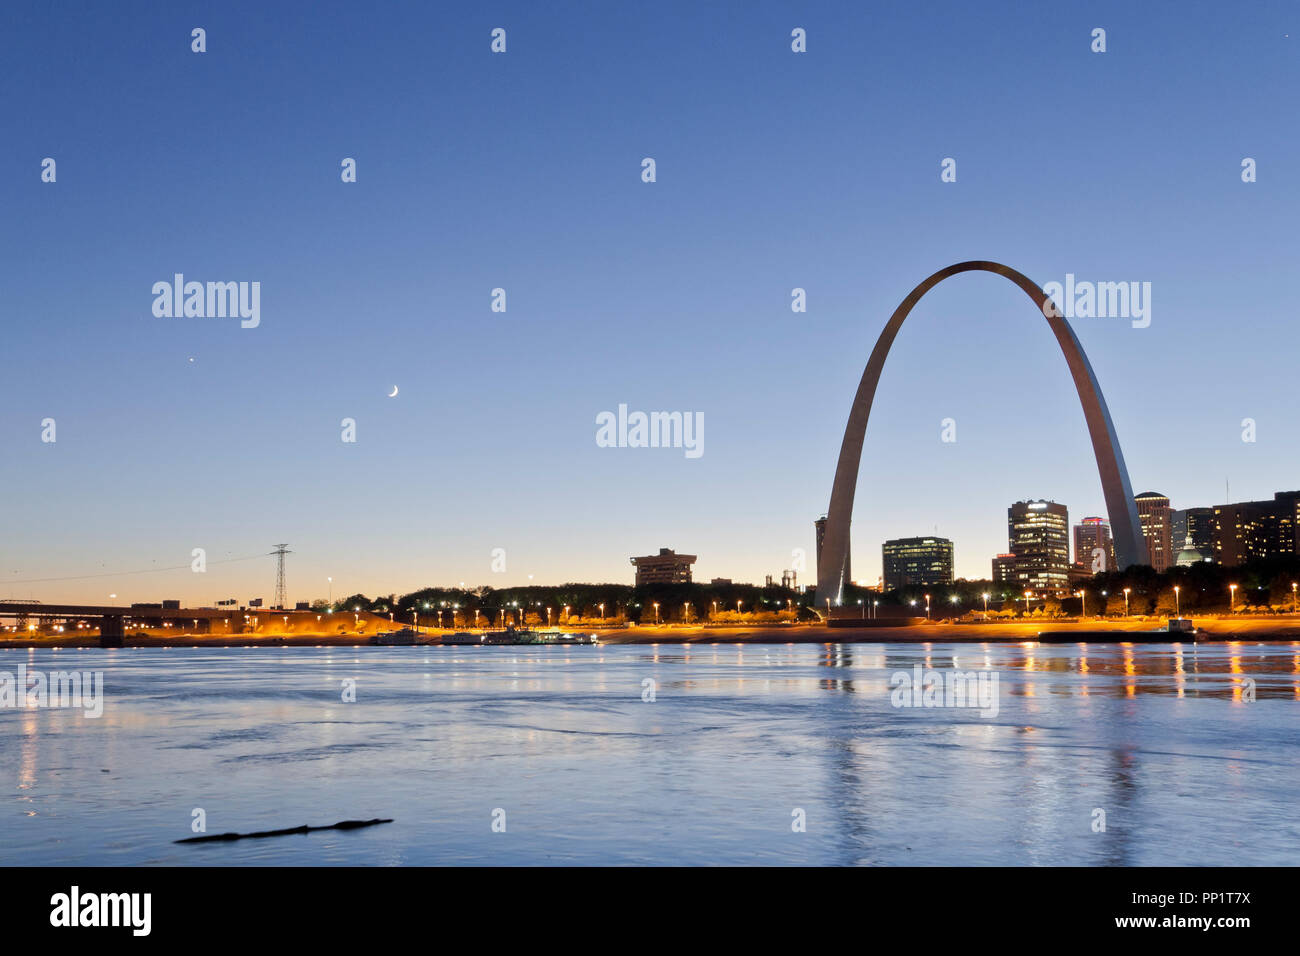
[1,642,1296,865]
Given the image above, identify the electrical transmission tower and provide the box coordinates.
[271,544,292,609]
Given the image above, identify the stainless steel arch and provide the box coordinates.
[817,260,1146,606]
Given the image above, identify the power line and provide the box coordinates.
[6,552,268,585]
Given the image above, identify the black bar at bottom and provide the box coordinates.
[1,866,1279,942]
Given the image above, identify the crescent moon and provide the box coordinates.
[388,385,399,398]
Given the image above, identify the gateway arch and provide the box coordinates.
[817,260,1146,606]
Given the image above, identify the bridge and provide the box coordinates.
[0,602,303,646]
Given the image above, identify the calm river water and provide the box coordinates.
[1,642,1296,865]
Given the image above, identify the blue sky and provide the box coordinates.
[2,0,1297,604]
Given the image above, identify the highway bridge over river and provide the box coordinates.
[0,601,314,646]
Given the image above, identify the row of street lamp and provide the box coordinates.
[301,575,1300,629]
[395,598,771,629]
[838,581,1300,619]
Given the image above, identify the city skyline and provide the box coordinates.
[4,3,1298,603]
[8,478,1294,609]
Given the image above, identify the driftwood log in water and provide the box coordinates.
[175,818,393,844]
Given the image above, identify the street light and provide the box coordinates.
[1230,584,1238,612]
[1123,587,1131,617]
[982,592,990,619]
[1292,582,1297,614]
[1173,585,1180,617]
[872,599,879,619]
[924,594,931,620]
[1024,590,1033,615]
[653,602,660,624]
[684,602,691,623]
[1076,590,1086,618]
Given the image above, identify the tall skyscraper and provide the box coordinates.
[1008,500,1070,594]
[1134,491,1173,571]
[1212,491,1300,566]
[1073,516,1115,574]
[882,536,954,589]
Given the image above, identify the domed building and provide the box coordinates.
[1174,532,1209,567]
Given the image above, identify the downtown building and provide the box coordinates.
[630,548,697,585]
[882,536,954,590]
[1007,500,1070,594]
[1134,491,1173,572]
[1073,516,1116,574]
[1212,491,1300,566]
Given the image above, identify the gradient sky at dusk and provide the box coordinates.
[2,0,1297,604]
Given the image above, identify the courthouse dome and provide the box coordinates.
[1175,534,1207,567]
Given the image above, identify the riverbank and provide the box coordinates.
[600,617,1300,643]
[3,616,1299,648]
